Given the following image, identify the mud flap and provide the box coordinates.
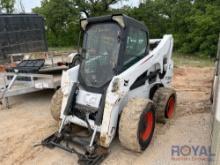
[41,132,109,165]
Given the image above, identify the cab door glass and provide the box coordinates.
[123,27,147,67]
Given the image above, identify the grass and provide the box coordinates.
[173,52,214,67]
[48,47,76,52]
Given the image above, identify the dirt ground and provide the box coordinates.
[0,66,213,165]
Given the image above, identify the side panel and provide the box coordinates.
[210,76,220,165]
[60,66,79,119]
[100,35,174,147]
[210,35,220,165]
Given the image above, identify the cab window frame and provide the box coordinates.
[122,26,148,70]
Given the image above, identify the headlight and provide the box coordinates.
[112,78,120,92]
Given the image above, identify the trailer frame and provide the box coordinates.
[0,72,61,109]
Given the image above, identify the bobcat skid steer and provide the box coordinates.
[42,14,176,164]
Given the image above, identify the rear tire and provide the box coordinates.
[152,87,176,123]
[119,98,156,152]
[50,88,63,121]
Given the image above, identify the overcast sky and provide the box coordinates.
[15,0,41,12]
[15,0,140,13]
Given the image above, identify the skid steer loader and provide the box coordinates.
[42,14,176,164]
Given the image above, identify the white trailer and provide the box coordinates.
[0,70,62,109]
[0,50,81,109]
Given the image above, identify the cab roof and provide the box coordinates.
[81,14,148,32]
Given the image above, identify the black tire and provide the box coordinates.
[50,88,63,121]
[152,87,176,123]
[119,98,156,152]
[70,55,81,68]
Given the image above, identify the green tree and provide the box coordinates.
[183,4,220,56]
[71,0,122,17]
[34,0,80,46]
[0,0,15,13]
[33,0,123,46]
[128,0,220,57]
[34,0,220,57]
[126,0,171,38]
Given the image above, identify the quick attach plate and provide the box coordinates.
[41,128,109,165]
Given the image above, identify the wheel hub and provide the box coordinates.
[140,111,154,141]
[166,96,175,118]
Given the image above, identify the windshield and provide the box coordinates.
[80,23,121,88]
